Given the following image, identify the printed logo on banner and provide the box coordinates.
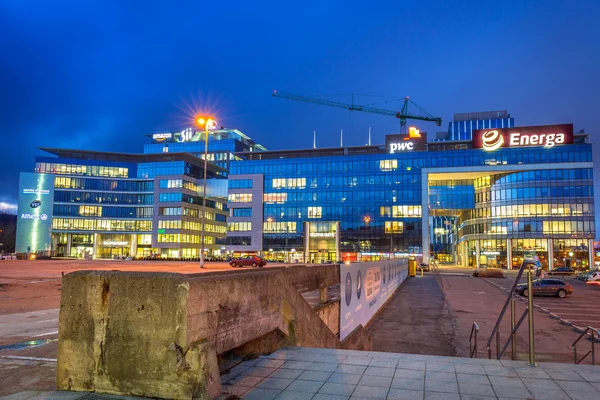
[345,272,352,306]
[357,271,362,300]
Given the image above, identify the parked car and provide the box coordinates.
[418,263,430,272]
[586,271,600,283]
[515,279,573,298]
[229,255,267,268]
[576,271,592,281]
[549,267,574,275]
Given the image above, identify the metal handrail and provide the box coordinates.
[572,326,599,365]
[485,260,537,364]
[469,322,479,358]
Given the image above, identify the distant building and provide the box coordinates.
[15,128,266,259]
[227,122,595,270]
[447,110,514,141]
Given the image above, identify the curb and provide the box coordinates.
[549,313,561,320]
[560,319,573,326]
[572,325,586,333]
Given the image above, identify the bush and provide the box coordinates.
[472,269,505,278]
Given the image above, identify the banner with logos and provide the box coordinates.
[340,258,409,340]
[472,124,573,151]
[15,172,55,253]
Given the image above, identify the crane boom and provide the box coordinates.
[272,91,442,127]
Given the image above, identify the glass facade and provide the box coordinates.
[18,143,237,259]
[228,131,595,269]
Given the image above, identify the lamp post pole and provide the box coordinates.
[197,117,216,269]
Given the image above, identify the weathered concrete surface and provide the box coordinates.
[57,271,220,399]
[315,301,340,336]
[56,265,360,399]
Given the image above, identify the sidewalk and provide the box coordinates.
[222,346,600,399]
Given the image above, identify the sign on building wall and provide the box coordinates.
[472,124,574,151]
[16,172,55,253]
[385,128,427,153]
[340,258,409,340]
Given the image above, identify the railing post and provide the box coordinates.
[496,330,501,359]
[511,296,516,360]
[592,329,596,366]
[488,346,491,359]
[474,328,478,358]
[527,267,536,366]
[573,344,578,364]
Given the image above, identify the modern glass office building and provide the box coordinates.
[15,127,266,259]
[227,122,595,269]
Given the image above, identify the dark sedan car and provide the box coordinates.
[229,255,267,268]
[515,279,573,298]
[549,267,574,275]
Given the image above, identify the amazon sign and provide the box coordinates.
[473,124,573,151]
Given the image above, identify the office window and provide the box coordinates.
[385,221,404,233]
[308,207,322,218]
[263,193,287,204]
[228,193,253,203]
[78,206,102,217]
[272,178,306,189]
[379,160,398,171]
[229,179,253,189]
[231,208,252,217]
[227,221,252,231]
[392,205,421,217]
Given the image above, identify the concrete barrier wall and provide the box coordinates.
[57,265,358,399]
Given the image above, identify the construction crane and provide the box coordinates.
[272,91,442,134]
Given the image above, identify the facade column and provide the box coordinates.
[130,234,138,258]
[66,234,72,258]
[421,171,430,264]
[93,233,98,260]
[506,238,512,270]
[476,240,481,269]
[548,239,554,270]
[588,239,594,270]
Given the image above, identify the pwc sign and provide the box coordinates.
[472,124,573,151]
[386,127,427,153]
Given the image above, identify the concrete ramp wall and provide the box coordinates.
[56,265,366,399]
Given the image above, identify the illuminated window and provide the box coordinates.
[228,193,253,203]
[379,160,398,171]
[392,205,421,217]
[227,221,252,231]
[308,207,322,218]
[385,221,404,233]
[380,206,391,217]
[263,193,287,204]
[272,178,306,189]
[263,221,296,233]
[78,206,102,217]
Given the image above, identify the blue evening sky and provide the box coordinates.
[1,0,599,231]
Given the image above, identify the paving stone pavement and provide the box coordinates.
[222,346,600,400]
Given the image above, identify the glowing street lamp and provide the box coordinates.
[196,116,218,268]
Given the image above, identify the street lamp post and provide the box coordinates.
[196,117,217,268]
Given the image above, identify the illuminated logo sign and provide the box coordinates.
[310,232,335,238]
[175,127,196,142]
[386,127,427,153]
[20,213,48,220]
[152,133,172,142]
[481,130,504,151]
[30,200,42,208]
[23,188,50,195]
[473,124,573,151]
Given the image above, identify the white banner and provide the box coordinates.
[340,259,409,340]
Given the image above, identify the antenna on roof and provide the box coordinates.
[313,130,316,149]
[340,129,343,147]
[368,127,371,146]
